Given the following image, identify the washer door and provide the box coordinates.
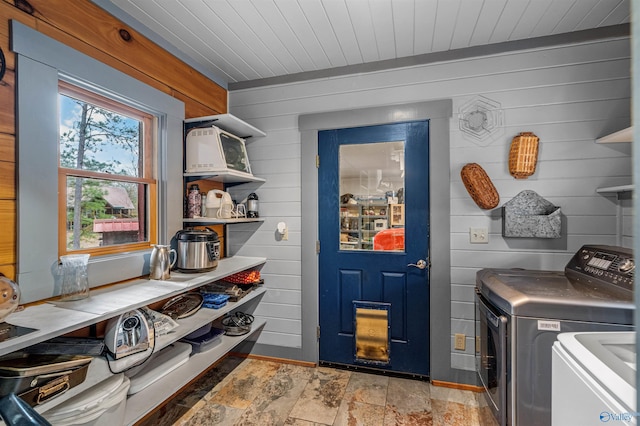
[476,293,508,426]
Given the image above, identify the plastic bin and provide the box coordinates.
[181,328,224,353]
[201,293,229,309]
[41,374,130,426]
[126,342,192,395]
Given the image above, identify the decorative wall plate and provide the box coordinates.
[458,95,504,145]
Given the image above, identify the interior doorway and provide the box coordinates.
[298,100,455,382]
[318,121,430,376]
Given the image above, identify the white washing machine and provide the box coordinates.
[552,331,636,426]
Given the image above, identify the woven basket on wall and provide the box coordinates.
[460,163,500,209]
[508,132,539,179]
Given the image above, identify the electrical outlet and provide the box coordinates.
[454,333,466,351]
[470,227,489,244]
[277,222,288,241]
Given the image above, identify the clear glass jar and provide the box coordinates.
[60,254,90,301]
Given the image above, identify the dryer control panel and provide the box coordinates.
[565,245,634,293]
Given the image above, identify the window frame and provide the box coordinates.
[12,20,184,304]
[57,81,158,256]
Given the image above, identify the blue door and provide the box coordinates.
[318,121,430,377]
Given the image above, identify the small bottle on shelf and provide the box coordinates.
[247,192,259,218]
[187,184,202,218]
[201,193,207,217]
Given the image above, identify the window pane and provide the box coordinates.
[66,176,148,250]
[59,94,143,177]
[339,141,405,252]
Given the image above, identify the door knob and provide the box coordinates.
[408,259,428,270]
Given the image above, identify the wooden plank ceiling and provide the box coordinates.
[107,0,630,86]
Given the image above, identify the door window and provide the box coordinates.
[339,141,405,252]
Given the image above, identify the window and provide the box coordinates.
[13,20,184,304]
[339,141,405,252]
[58,82,157,255]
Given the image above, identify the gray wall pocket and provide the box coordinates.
[502,190,561,238]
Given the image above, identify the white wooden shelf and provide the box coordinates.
[153,287,266,353]
[183,217,264,225]
[596,184,634,194]
[184,114,266,139]
[124,319,266,425]
[184,170,266,184]
[34,288,267,419]
[0,256,266,357]
[596,126,633,143]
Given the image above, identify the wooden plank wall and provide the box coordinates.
[229,36,631,371]
[0,0,227,281]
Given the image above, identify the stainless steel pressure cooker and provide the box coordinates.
[175,228,220,272]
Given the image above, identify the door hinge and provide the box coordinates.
[316,155,320,168]
[316,240,320,253]
[317,326,320,340]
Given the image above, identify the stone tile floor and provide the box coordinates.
[140,355,486,426]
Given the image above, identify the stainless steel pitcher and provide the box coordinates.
[149,244,177,280]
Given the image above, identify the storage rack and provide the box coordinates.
[595,126,633,194]
[0,114,269,423]
[340,200,389,249]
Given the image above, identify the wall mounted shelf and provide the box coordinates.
[595,127,633,195]
[596,184,634,194]
[0,256,266,357]
[31,287,266,419]
[184,113,266,139]
[596,126,633,143]
[184,171,266,184]
[124,320,266,425]
[2,256,266,420]
[183,217,264,225]
[122,290,266,425]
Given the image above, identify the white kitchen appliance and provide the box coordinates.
[104,309,155,373]
[185,124,252,177]
[552,331,636,426]
[206,189,234,219]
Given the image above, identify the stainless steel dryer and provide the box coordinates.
[475,245,635,426]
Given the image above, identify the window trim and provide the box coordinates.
[12,20,184,304]
[57,82,158,256]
